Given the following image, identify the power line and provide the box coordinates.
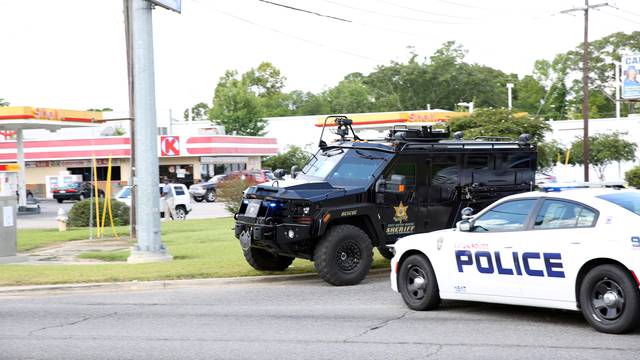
[372,0,475,20]
[192,1,385,63]
[316,0,464,25]
[257,0,351,22]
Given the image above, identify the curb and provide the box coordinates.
[0,268,390,295]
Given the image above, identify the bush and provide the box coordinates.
[67,199,130,228]
[625,166,640,189]
[216,178,256,214]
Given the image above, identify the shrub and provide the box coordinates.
[216,177,256,214]
[625,166,640,189]
[67,199,130,228]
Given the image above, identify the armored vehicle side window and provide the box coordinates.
[430,156,458,202]
[496,153,530,170]
[386,160,416,185]
[466,155,490,169]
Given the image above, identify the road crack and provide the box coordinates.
[28,312,118,336]
[344,311,410,342]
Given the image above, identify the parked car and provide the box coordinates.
[115,183,192,220]
[52,182,104,203]
[189,174,227,203]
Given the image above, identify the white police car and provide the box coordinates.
[390,185,640,334]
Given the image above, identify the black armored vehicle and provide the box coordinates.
[235,116,537,285]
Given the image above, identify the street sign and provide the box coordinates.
[149,0,181,13]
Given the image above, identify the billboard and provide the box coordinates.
[622,54,640,100]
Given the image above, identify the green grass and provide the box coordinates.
[2,218,389,286]
[18,226,130,252]
[77,250,130,262]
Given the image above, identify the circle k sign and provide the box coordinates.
[160,136,180,156]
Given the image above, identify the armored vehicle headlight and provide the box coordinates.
[287,229,295,239]
[303,207,310,215]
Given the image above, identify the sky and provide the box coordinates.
[0,0,638,117]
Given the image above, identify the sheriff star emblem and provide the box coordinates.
[393,201,409,222]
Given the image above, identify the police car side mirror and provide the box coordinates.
[461,207,474,220]
[458,220,472,232]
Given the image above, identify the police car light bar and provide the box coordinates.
[539,181,625,192]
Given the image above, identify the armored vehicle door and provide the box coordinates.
[427,155,461,232]
[376,155,426,244]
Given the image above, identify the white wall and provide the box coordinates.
[547,115,640,182]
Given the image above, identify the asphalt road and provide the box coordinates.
[1,272,639,360]
[17,199,231,229]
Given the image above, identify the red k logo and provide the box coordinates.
[161,136,180,156]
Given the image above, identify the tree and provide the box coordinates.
[183,102,210,121]
[513,75,545,114]
[262,145,311,171]
[625,166,640,189]
[0,98,9,107]
[326,76,374,114]
[567,132,637,181]
[210,70,266,136]
[448,108,550,143]
[536,140,564,172]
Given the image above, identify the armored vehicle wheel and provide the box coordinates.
[579,264,640,334]
[398,254,440,311]
[378,245,394,260]
[243,247,294,271]
[314,225,373,286]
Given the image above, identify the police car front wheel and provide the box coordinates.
[398,254,440,311]
[579,264,640,334]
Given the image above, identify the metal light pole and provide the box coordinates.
[506,83,514,110]
[127,0,171,263]
[15,129,26,209]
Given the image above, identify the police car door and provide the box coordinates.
[516,198,598,302]
[379,156,424,243]
[446,199,537,298]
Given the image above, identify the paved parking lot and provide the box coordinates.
[17,199,231,229]
[1,271,639,360]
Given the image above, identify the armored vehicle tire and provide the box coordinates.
[314,225,373,286]
[205,190,216,202]
[378,245,394,260]
[243,247,294,271]
[398,254,440,311]
[193,196,204,202]
[579,264,640,334]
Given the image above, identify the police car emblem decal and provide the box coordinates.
[393,202,408,222]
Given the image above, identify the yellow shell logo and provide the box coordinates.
[393,202,408,223]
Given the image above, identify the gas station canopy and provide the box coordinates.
[314,109,467,128]
[0,106,104,209]
[0,106,103,131]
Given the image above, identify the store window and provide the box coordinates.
[68,167,121,181]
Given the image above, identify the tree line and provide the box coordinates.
[185,31,639,136]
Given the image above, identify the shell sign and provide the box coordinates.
[0,106,103,123]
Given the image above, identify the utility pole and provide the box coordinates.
[561,0,609,182]
[123,0,137,240]
[127,0,172,263]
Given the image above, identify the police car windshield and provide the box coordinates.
[300,148,388,187]
[597,192,640,216]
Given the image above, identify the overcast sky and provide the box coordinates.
[0,0,638,116]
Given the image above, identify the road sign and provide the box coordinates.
[149,0,181,13]
[160,136,180,156]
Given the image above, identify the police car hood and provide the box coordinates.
[249,178,364,201]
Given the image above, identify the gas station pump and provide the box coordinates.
[0,163,19,259]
